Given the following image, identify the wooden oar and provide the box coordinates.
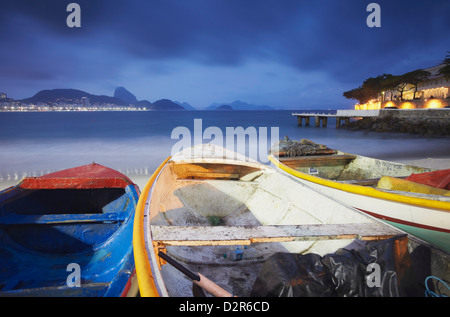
[192,283,206,297]
[158,251,234,297]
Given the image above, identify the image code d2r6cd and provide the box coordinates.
[223,301,269,312]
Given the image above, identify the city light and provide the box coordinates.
[425,99,445,109]
[355,99,448,110]
[398,102,415,109]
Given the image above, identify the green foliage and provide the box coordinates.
[344,52,447,103]
[438,51,450,79]
[402,69,431,98]
[343,74,398,103]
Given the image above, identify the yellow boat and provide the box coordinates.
[268,138,450,253]
[133,144,450,297]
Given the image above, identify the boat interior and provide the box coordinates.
[145,160,447,297]
[0,182,138,296]
[278,151,433,185]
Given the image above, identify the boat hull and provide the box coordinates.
[134,145,450,297]
[0,163,139,297]
[269,154,450,253]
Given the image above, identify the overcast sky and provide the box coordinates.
[0,0,449,109]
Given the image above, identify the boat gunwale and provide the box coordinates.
[268,154,450,212]
[133,156,171,297]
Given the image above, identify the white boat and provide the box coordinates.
[133,144,450,297]
[268,138,450,253]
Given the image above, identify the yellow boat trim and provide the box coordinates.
[133,156,171,297]
[268,155,450,211]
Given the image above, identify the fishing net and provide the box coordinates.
[270,137,337,157]
[251,235,432,297]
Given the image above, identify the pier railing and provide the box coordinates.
[292,110,380,127]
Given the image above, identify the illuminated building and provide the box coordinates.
[356,63,449,110]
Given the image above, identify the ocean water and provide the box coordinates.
[0,110,449,186]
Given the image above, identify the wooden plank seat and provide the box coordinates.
[279,154,356,168]
[151,223,400,246]
[337,176,408,186]
[0,212,126,225]
[337,178,381,186]
[181,172,239,179]
[172,163,262,180]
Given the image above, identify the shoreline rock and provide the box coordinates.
[342,111,450,136]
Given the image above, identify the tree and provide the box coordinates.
[403,69,431,99]
[394,76,410,101]
[361,76,384,100]
[438,51,450,79]
[380,74,398,101]
[343,74,397,103]
[343,62,438,104]
[343,87,370,104]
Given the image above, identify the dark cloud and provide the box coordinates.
[273,1,450,82]
[0,0,449,108]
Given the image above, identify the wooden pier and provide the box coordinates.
[293,110,380,128]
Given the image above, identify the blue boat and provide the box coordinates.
[0,163,139,297]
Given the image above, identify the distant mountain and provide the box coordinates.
[216,105,233,110]
[229,100,274,110]
[20,89,127,105]
[150,99,185,110]
[133,100,152,108]
[18,88,192,111]
[114,87,138,104]
[206,100,274,110]
[174,101,196,110]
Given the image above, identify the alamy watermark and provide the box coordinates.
[60,1,384,292]
[66,3,81,28]
[366,3,381,28]
[66,263,81,288]
[366,262,381,288]
[66,3,381,28]
[171,119,279,163]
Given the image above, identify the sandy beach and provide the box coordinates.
[395,158,450,170]
[0,156,448,192]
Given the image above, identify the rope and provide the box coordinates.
[425,276,450,297]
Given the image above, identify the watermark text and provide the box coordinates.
[171,119,279,163]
